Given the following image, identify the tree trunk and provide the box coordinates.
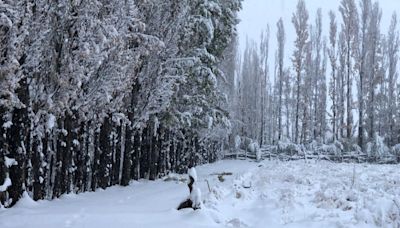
[7,77,29,207]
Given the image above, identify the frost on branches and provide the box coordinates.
[0,0,242,207]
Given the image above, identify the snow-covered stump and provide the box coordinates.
[177,167,202,210]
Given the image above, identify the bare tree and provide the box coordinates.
[260,27,270,146]
[311,9,325,142]
[277,19,285,142]
[386,12,399,146]
[328,11,339,141]
[357,0,371,150]
[283,68,292,140]
[366,2,382,141]
[292,0,309,144]
[339,0,359,140]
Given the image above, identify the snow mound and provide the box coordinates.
[14,191,38,208]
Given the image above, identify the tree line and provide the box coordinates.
[0,0,241,207]
[233,0,400,161]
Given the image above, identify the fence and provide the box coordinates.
[224,146,400,164]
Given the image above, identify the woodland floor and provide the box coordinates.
[1,159,400,228]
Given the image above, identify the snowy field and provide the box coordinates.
[1,159,400,228]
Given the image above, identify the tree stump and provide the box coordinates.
[177,167,201,210]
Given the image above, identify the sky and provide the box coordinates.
[238,0,400,68]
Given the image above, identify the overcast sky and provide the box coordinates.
[238,0,400,67]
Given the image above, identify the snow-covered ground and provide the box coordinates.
[1,159,400,228]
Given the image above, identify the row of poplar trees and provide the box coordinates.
[0,0,241,207]
[235,0,400,154]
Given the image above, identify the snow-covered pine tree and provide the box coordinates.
[0,0,31,207]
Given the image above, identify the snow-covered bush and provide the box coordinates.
[366,134,392,162]
[248,141,261,161]
[318,142,342,157]
[312,141,344,160]
[239,137,252,151]
[306,140,319,153]
[277,138,302,156]
[334,140,344,156]
[391,144,400,162]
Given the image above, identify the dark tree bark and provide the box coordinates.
[139,127,148,179]
[7,77,30,207]
[63,113,75,194]
[132,130,141,180]
[91,129,100,191]
[121,123,132,186]
[82,121,92,192]
[0,154,6,206]
[32,135,44,200]
[112,122,122,185]
[75,121,86,193]
[99,115,112,189]
[0,107,8,206]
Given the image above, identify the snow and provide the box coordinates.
[1,160,400,227]
[234,135,241,149]
[2,121,12,129]
[367,134,392,160]
[5,157,17,168]
[208,116,213,129]
[190,187,202,209]
[248,141,261,161]
[14,192,38,208]
[47,114,56,130]
[0,177,11,192]
[73,139,80,147]
[188,167,198,182]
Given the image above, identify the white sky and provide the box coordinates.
[238,0,400,68]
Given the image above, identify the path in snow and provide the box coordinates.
[1,160,400,228]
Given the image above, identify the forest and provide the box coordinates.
[1,0,400,210]
[234,0,400,163]
[0,0,241,207]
